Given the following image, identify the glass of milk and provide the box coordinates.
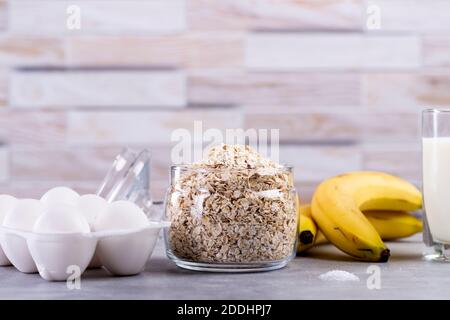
[422,108,450,261]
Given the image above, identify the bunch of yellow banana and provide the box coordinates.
[297,205,317,252]
[298,206,423,252]
[298,172,423,262]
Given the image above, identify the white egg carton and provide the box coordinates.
[0,191,170,281]
[0,219,170,281]
[0,148,170,282]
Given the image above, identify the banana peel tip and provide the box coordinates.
[299,231,314,245]
[379,249,390,262]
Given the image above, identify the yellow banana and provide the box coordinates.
[315,231,328,245]
[299,209,423,253]
[311,171,422,262]
[297,205,318,253]
[298,225,326,254]
[364,210,423,240]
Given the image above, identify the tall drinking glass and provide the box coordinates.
[422,108,450,261]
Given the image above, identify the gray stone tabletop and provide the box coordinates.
[0,234,447,300]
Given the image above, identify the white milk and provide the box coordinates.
[423,137,450,243]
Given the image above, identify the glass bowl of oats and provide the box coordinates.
[164,144,299,272]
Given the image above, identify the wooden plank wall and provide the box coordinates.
[0,0,447,201]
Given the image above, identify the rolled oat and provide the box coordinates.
[166,144,298,263]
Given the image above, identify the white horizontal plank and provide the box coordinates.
[423,36,450,67]
[187,0,363,31]
[0,145,8,182]
[188,70,362,106]
[367,0,450,33]
[0,1,6,31]
[66,33,244,68]
[0,37,64,67]
[10,147,121,182]
[364,72,450,111]
[244,105,361,115]
[246,33,421,70]
[279,145,362,182]
[10,70,186,108]
[67,108,245,146]
[0,110,66,146]
[362,143,421,181]
[9,0,186,35]
[246,112,362,142]
[0,69,8,107]
[246,111,420,143]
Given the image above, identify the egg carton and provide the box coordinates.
[0,148,171,281]
[0,219,170,281]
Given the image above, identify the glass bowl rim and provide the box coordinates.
[170,164,294,173]
[423,107,450,114]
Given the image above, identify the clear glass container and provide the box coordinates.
[164,165,298,272]
[422,108,450,261]
[97,148,159,219]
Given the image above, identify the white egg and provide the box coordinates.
[94,201,151,276]
[1,199,45,273]
[94,200,149,231]
[29,205,94,281]
[0,195,17,266]
[3,199,44,230]
[76,194,107,229]
[0,195,17,223]
[28,232,97,281]
[33,205,90,234]
[76,195,107,269]
[41,187,80,208]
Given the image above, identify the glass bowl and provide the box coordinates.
[163,165,298,272]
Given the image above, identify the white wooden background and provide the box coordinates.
[0,0,447,201]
